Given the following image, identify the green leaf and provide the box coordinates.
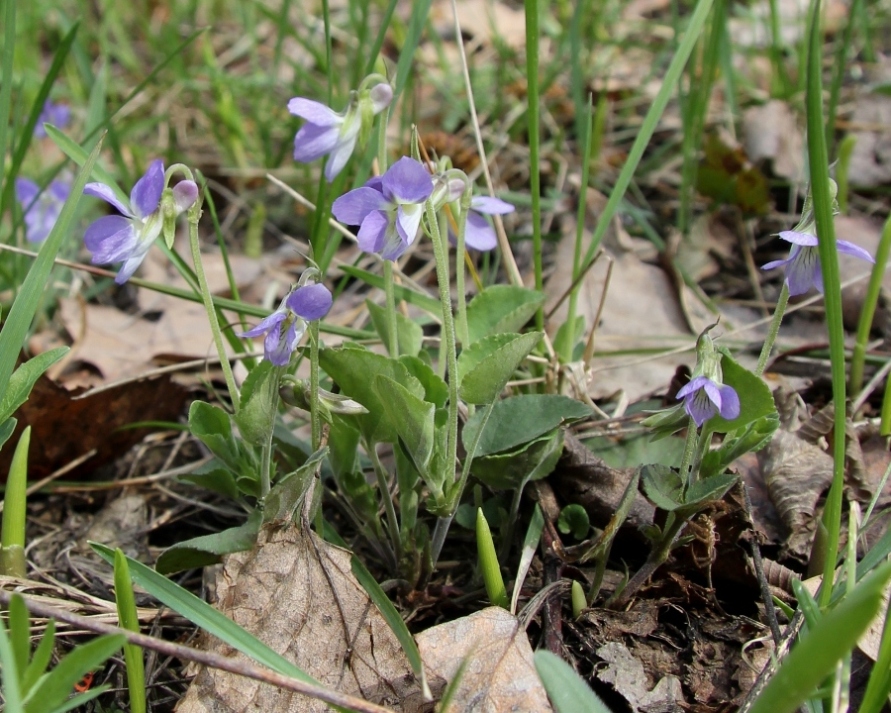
[708,354,776,433]
[534,650,615,713]
[155,511,261,574]
[679,471,737,514]
[234,360,278,446]
[458,332,542,405]
[586,432,685,470]
[366,299,424,357]
[263,447,328,525]
[7,593,31,683]
[640,464,684,512]
[320,344,424,444]
[180,460,240,500]
[700,413,779,479]
[470,429,563,491]
[476,508,509,609]
[0,417,16,452]
[465,285,545,345]
[748,561,891,713]
[463,394,592,457]
[188,401,238,469]
[558,504,591,540]
[0,606,24,713]
[90,544,322,686]
[21,619,54,696]
[0,347,68,424]
[374,375,436,472]
[399,355,448,408]
[114,550,146,713]
[28,634,124,713]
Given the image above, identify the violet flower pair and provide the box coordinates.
[15,178,70,243]
[331,156,513,260]
[82,160,198,284]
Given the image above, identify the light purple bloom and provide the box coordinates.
[676,376,740,427]
[239,283,333,366]
[331,157,433,260]
[15,177,70,243]
[762,230,875,296]
[458,196,514,251]
[34,100,70,138]
[289,83,392,181]
[83,160,198,284]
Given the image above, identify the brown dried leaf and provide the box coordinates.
[742,100,805,184]
[759,430,834,561]
[177,524,429,713]
[0,374,188,479]
[595,641,683,712]
[414,607,552,713]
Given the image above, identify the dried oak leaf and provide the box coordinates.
[759,429,834,562]
[414,607,552,713]
[177,523,430,713]
[0,374,188,480]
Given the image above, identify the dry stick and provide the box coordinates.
[448,0,523,287]
[740,485,782,646]
[0,588,396,713]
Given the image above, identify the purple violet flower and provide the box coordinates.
[676,376,740,427]
[83,160,198,284]
[239,282,333,366]
[331,157,433,260]
[15,177,70,243]
[458,196,514,251]
[289,83,392,181]
[34,100,70,138]
[761,230,875,296]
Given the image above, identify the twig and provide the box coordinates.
[0,588,396,713]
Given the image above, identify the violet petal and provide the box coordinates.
[173,181,199,214]
[287,283,333,321]
[130,160,165,219]
[294,122,340,163]
[84,182,134,217]
[287,97,342,126]
[463,211,498,251]
[382,157,432,204]
[778,230,819,247]
[325,132,359,181]
[356,210,390,254]
[238,310,286,339]
[333,187,388,225]
[471,196,514,215]
[85,216,138,264]
[14,178,39,206]
[836,239,876,264]
[718,385,740,421]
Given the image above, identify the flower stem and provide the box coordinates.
[610,512,687,607]
[453,190,472,347]
[188,191,240,411]
[678,416,700,489]
[368,442,402,565]
[310,321,322,450]
[755,283,789,377]
[383,260,399,357]
[425,200,460,492]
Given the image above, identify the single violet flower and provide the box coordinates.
[762,230,875,296]
[239,282,333,366]
[676,375,740,427]
[34,100,70,138]
[83,160,198,284]
[331,156,433,260]
[289,82,392,181]
[15,177,70,243]
[457,196,514,251]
